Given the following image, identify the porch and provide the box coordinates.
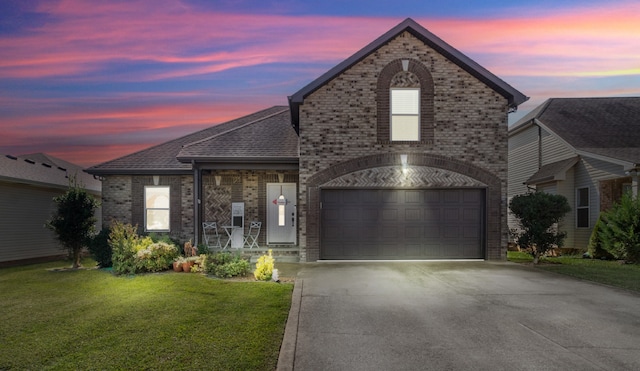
[194,169,300,262]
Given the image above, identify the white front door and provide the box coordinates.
[266,183,297,244]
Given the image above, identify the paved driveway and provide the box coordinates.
[278,261,640,370]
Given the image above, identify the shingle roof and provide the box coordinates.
[288,18,528,133]
[525,156,580,185]
[87,106,294,175]
[0,153,101,193]
[510,97,640,165]
[177,107,297,162]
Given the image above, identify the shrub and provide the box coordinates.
[599,194,640,262]
[509,192,571,264]
[205,252,250,278]
[135,241,179,273]
[587,216,614,260]
[88,228,112,267]
[254,250,275,281]
[109,221,139,275]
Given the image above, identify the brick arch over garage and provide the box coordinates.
[304,152,503,261]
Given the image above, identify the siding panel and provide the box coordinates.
[0,183,64,262]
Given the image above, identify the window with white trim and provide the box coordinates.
[390,88,420,141]
[145,186,170,231]
[576,187,589,228]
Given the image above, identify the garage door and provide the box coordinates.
[321,189,484,259]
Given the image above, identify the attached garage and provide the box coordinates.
[320,188,485,260]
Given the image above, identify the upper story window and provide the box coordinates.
[145,186,170,231]
[391,88,420,141]
[377,59,434,144]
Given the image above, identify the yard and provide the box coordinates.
[508,251,640,292]
[0,259,293,370]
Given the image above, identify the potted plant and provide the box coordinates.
[173,257,185,272]
[182,256,197,272]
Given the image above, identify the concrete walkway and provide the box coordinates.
[278,261,640,370]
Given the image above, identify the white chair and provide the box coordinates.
[202,222,222,249]
[243,221,261,249]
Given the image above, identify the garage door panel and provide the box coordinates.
[321,189,484,259]
[405,208,422,221]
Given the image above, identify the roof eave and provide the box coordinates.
[85,168,193,176]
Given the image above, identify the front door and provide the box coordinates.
[266,183,297,244]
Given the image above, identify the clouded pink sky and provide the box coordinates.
[1,0,638,167]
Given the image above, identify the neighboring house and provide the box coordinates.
[0,153,102,266]
[508,97,640,251]
[87,18,527,261]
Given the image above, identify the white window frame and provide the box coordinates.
[144,186,170,232]
[390,88,420,141]
[576,187,589,228]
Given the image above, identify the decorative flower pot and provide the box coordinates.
[173,261,182,272]
[182,261,194,272]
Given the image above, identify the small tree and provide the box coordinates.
[46,176,100,268]
[509,191,571,264]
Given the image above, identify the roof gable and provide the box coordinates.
[176,107,298,163]
[288,18,528,133]
[510,97,640,165]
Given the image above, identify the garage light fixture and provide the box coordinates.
[401,154,408,175]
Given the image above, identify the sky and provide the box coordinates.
[1,0,639,168]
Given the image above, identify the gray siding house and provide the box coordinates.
[508,97,640,251]
[88,18,527,261]
[0,153,102,266]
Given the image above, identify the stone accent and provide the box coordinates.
[298,31,509,261]
[322,165,487,188]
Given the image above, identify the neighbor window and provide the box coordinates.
[576,187,589,228]
[145,186,170,231]
[390,88,420,141]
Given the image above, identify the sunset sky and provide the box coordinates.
[1,0,639,167]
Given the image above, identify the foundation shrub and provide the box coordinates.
[205,252,250,278]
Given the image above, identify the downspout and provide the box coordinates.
[537,125,542,170]
[193,161,201,247]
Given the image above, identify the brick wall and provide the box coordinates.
[298,31,510,261]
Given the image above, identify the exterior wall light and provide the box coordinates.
[401,154,408,175]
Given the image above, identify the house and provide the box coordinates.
[508,97,640,251]
[87,18,527,261]
[0,153,102,266]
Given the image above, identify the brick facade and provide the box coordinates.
[298,31,510,261]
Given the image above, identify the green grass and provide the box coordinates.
[507,251,640,292]
[0,259,293,370]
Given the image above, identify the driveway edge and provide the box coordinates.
[277,278,303,371]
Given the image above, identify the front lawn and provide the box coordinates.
[0,259,293,370]
[508,251,640,292]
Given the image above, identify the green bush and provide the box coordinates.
[587,216,614,260]
[88,228,112,267]
[205,252,250,278]
[135,241,179,272]
[109,221,139,275]
[509,192,571,264]
[254,250,275,281]
[599,194,640,262]
[109,222,178,274]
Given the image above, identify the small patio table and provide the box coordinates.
[220,225,241,249]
